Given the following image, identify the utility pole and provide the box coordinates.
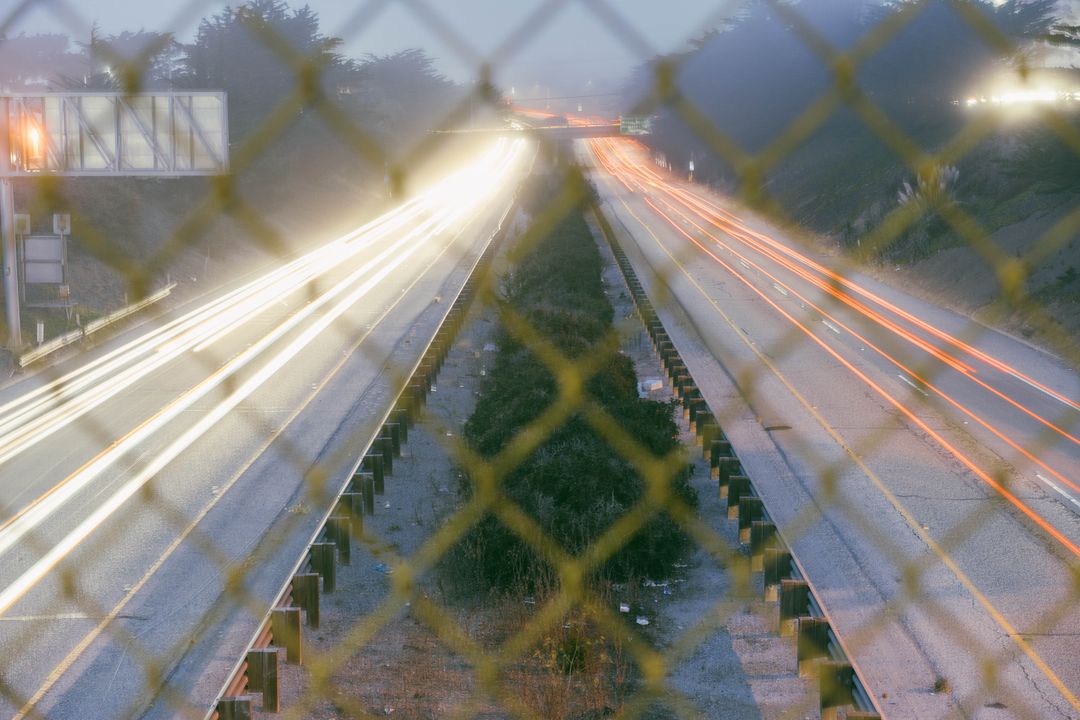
[0,97,20,348]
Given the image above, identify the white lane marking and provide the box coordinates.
[1036,473,1080,511]
[772,283,789,297]
[897,374,929,397]
[1008,371,1076,410]
[822,320,841,335]
[739,259,751,270]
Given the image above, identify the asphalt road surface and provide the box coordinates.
[0,138,530,720]
[585,137,1080,720]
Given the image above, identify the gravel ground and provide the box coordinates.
[254,214,817,719]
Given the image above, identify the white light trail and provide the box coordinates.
[0,140,521,472]
[0,139,527,614]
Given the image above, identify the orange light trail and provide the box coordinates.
[593,138,1079,448]
[608,138,1080,415]
[590,136,1080,560]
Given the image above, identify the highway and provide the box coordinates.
[585,137,1080,719]
[0,138,530,719]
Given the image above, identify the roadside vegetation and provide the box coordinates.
[441,170,697,715]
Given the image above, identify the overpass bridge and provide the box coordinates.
[434,114,652,142]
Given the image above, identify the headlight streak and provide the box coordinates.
[0,141,518,477]
[0,139,525,615]
[590,137,1080,560]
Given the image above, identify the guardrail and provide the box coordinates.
[16,282,177,368]
[205,199,516,719]
[592,203,886,720]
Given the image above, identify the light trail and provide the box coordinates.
[601,180,1080,713]
[590,136,1080,559]
[0,139,527,615]
[0,141,520,477]
[606,138,1080,415]
[594,138,1080,446]
[628,173,1080,497]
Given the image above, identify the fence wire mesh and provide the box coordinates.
[1,0,1079,719]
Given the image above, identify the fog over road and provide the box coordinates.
[585,137,1080,719]
[0,139,529,719]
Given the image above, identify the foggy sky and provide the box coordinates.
[3,0,738,93]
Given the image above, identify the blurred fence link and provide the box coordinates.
[1,0,1079,718]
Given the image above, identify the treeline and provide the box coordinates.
[449,173,697,592]
[2,0,460,149]
[629,0,1080,263]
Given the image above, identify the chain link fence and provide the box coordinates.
[1,0,1079,718]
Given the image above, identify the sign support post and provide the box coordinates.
[0,94,20,348]
[2,178,17,349]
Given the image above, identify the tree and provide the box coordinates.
[0,32,83,91]
[177,0,357,138]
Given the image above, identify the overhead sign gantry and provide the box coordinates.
[1,92,229,347]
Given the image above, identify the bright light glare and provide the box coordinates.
[0,138,528,617]
[964,86,1078,109]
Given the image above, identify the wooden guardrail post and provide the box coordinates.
[717,457,740,497]
[763,548,792,602]
[779,579,810,636]
[216,697,252,720]
[392,408,410,441]
[362,454,383,493]
[246,647,280,712]
[797,616,831,677]
[727,474,750,519]
[312,542,337,594]
[738,496,765,544]
[750,520,777,571]
[384,422,401,456]
[360,472,375,515]
[271,607,302,664]
[293,573,321,628]
[818,660,856,718]
[329,515,351,565]
[378,432,394,478]
[339,493,363,537]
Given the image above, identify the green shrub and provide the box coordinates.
[451,177,697,593]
